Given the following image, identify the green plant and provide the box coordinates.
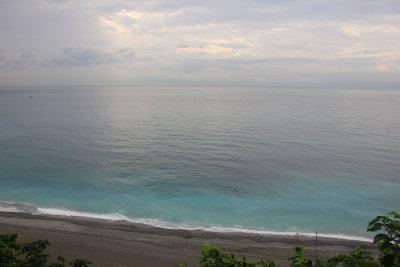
[288,246,312,267]
[68,258,92,267]
[258,258,279,267]
[368,211,400,267]
[47,256,66,267]
[199,243,278,267]
[0,232,20,266]
[0,233,91,267]
[319,245,380,267]
[20,239,51,266]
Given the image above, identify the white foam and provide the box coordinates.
[0,206,20,213]
[0,201,29,213]
[1,202,373,242]
[36,207,130,221]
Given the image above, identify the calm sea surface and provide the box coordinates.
[1,86,399,238]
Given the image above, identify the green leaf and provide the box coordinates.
[368,217,381,227]
[374,233,389,244]
[368,222,383,232]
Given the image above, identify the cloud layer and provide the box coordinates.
[1,0,400,87]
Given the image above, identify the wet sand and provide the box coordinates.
[0,211,374,267]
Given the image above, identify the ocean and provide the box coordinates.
[1,86,399,240]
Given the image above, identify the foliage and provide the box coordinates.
[198,244,380,267]
[367,211,400,267]
[199,243,278,267]
[0,232,19,266]
[288,246,312,267]
[0,233,91,267]
[318,245,380,267]
[67,259,91,267]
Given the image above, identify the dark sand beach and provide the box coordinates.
[0,211,374,267]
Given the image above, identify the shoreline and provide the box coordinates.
[0,211,374,267]
[0,201,372,242]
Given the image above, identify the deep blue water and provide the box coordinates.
[1,86,399,238]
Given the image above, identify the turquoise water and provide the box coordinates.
[1,86,399,238]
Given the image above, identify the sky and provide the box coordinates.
[0,0,400,88]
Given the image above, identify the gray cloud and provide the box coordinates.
[0,0,399,87]
[0,51,40,69]
[0,47,138,69]
[48,47,137,67]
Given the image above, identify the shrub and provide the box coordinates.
[199,243,278,267]
[368,211,400,267]
[0,233,91,267]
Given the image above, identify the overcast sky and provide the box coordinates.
[1,0,400,88]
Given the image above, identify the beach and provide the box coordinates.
[0,211,373,267]
[1,0,400,265]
